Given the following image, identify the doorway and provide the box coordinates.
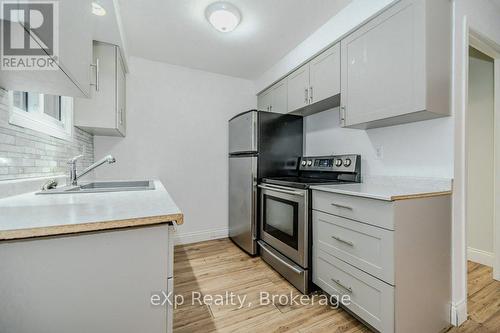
[466,45,495,269]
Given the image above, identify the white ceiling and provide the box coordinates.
[117,0,352,79]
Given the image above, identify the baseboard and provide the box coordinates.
[450,299,467,326]
[174,228,228,245]
[467,247,494,267]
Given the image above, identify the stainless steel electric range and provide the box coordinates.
[257,155,361,294]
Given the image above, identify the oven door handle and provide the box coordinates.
[258,241,303,274]
[258,184,304,196]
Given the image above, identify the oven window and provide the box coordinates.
[263,195,298,250]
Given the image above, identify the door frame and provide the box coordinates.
[467,31,500,280]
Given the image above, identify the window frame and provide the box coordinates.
[8,91,73,141]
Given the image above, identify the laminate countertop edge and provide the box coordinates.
[310,182,453,201]
[0,213,184,241]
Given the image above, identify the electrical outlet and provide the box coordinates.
[375,145,384,160]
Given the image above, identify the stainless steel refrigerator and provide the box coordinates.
[228,110,303,255]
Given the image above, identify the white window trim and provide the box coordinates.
[8,91,74,141]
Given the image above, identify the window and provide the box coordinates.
[8,91,73,140]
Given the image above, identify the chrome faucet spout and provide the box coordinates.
[68,155,116,186]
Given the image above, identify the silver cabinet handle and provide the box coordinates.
[120,109,124,125]
[331,278,353,293]
[304,88,308,104]
[309,86,313,104]
[340,106,346,125]
[330,202,353,210]
[258,184,304,196]
[331,235,354,247]
[90,58,100,92]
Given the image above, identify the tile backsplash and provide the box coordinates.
[0,88,94,181]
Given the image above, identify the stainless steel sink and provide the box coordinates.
[37,180,155,194]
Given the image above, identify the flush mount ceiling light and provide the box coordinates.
[205,2,241,33]
[92,2,106,16]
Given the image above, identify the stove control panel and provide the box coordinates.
[299,155,360,173]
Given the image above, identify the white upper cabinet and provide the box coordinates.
[0,0,92,97]
[286,64,310,112]
[74,41,126,137]
[277,42,341,115]
[257,88,272,112]
[309,43,341,105]
[340,0,451,129]
[270,79,287,114]
[257,79,287,114]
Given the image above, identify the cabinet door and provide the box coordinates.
[0,0,92,97]
[257,89,272,112]
[310,43,340,105]
[74,42,126,137]
[116,50,126,136]
[270,79,287,114]
[287,64,310,112]
[340,0,425,127]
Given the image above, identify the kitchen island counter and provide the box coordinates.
[0,179,183,240]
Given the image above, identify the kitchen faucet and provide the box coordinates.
[68,154,116,186]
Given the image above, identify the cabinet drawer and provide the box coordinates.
[313,211,394,284]
[313,250,394,333]
[313,190,394,230]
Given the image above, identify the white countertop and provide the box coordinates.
[311,177,453,201]
[0,180,183,240]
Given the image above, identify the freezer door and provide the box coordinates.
[229,111,258,154]
[229,155,258,255]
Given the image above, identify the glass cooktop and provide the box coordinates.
[262,177,346,189]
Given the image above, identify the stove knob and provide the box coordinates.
[335,159,343,167]
[301,160,307,166]
[344,158,352,167]
[307,160,313,166]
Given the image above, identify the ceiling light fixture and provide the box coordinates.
[92,2,106,16]
[205,2,241,33]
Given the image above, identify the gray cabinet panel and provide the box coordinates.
[0,0,92,97]
[340,0,451,129]
[310,43,341,104]
[287,64,310,112]
[257,88,272,112]
[270,79,287,114]
[74,41,127,137]
[0,225,170,333]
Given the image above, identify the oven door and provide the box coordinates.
[259,183,308,267]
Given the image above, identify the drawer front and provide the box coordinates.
[313,190,394,230]
[314,211,395,284]
[313,250,394,333]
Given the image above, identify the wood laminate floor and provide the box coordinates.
[446,261,500,333]
[174,238,500,333]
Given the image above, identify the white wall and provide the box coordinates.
[255,0,397,93]
[304,109,454,178]
[467,47,495,263]
[94,56,256,243]
[452,0,500,325]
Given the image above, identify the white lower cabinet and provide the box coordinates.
[314,250,394,333]
[312,190,452,333]
[167,277,174,333]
